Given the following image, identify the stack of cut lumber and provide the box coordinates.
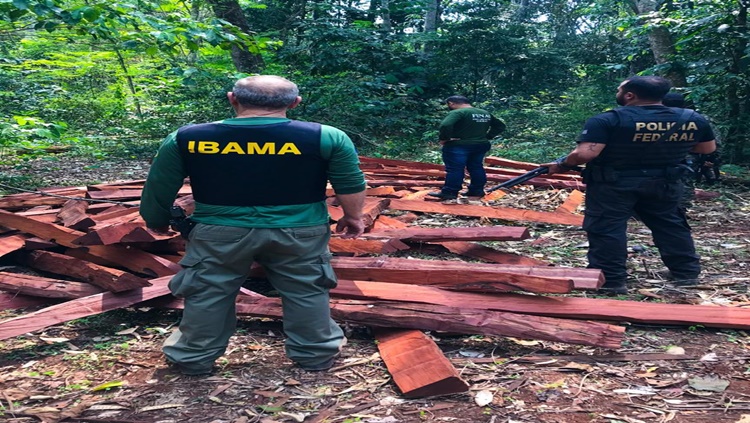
[0,156,742,398]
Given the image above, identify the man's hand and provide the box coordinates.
[147,225,172,235]
[335,215,365,239]
[542,162,564,175]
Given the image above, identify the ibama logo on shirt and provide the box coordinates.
[187,141,302,155]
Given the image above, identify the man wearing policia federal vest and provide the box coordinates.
[544,76,716,295]
[140,75,366,375]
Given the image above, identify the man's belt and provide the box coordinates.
[616,169,667,177]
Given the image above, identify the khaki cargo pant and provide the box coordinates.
[163,223,344,373]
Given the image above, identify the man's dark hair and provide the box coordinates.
[620,76,672,101]
[445,95,471,105]
[662,92,686,108]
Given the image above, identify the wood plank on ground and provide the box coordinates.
[0,187,88,210]
[0,271,105,299]
[365,226,530,242]
[0,234,26,257]
[0,291,55,310]
[374,328,470,398]
[0,276,172,341]
[331,257,604,290]
[327,256,574,294]
[388,199,583,226]
[18,250,151,292]
[57,199,95,230]
[0,210,180,277]
[331,279,750,330]
[555,190,585,214]
[437,241,550,266]
[229,296,625,349]
[328,238,410,255]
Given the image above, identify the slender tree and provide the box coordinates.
[206,0,265,73]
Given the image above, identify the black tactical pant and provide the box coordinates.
[584,175,700,283]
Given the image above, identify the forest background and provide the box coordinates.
[0,0,749,184]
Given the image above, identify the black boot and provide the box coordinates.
[598,279,628,295]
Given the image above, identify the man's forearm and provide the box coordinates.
[336,190,365,218]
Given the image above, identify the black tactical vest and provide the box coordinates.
[591,106,702,170]
[176,120,328,206]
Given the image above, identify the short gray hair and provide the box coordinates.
[232,75,299,108]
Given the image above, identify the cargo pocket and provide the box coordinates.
[582,208,604,233]
[315,252,338,289]
[169,253,204,298]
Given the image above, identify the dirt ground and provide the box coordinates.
[1,157,750,423]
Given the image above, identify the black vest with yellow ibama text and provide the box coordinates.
[176,120,328,207]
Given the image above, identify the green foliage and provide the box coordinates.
[0,0,747,169]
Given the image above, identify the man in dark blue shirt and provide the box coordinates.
[545,76,716,294]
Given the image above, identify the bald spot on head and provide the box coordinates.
[232,75,299,108]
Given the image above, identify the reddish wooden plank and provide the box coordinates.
[374,328,470,398]
[57,199,94,230]
[231,296,625,349]
[388,199,583,226]
[0,291,55,310]
[0,210,180,277]
[365,226,530,242]
[555,190,585,214]
[330,257,601,287]
[0,187,87,210]
[23,237,58,250]
[0,276,172,341]
[359,156,445,171]
[328,238,410,255]
[370,215,410,231]
[362,198,391,229]
[366,179,443,188]
[89,207,140,223]
[437,241,550,266]
[0,234,26,257]
[0,272,105,299]
[326,256,574,294]
[332,280,750,330]
[19,250,151,292]
[86,189,143,201]
[72,222,145,245]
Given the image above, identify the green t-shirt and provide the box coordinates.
[438,107,506,145]
[140,117,366,229]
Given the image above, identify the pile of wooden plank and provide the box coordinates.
[0,156,744,398]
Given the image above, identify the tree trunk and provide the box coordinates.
[380,0,391,31]
[632,0,687,86]
[424,0,439,33]
[206,0,264,73]
[725,0,750,162]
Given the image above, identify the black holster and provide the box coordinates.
[582,165,618,183]
[169,206,196,239]
[666,164,692,182]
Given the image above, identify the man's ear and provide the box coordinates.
[227,92,238,107]
[288,96,302,109]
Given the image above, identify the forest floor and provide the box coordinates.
[1,156,750,423]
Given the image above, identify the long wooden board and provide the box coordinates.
[388,199,583,226]
[229,296,625,349]
[330,256,602,291]
[332,279,750,330]
[0,276,172,340]
[364,226,530,242]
